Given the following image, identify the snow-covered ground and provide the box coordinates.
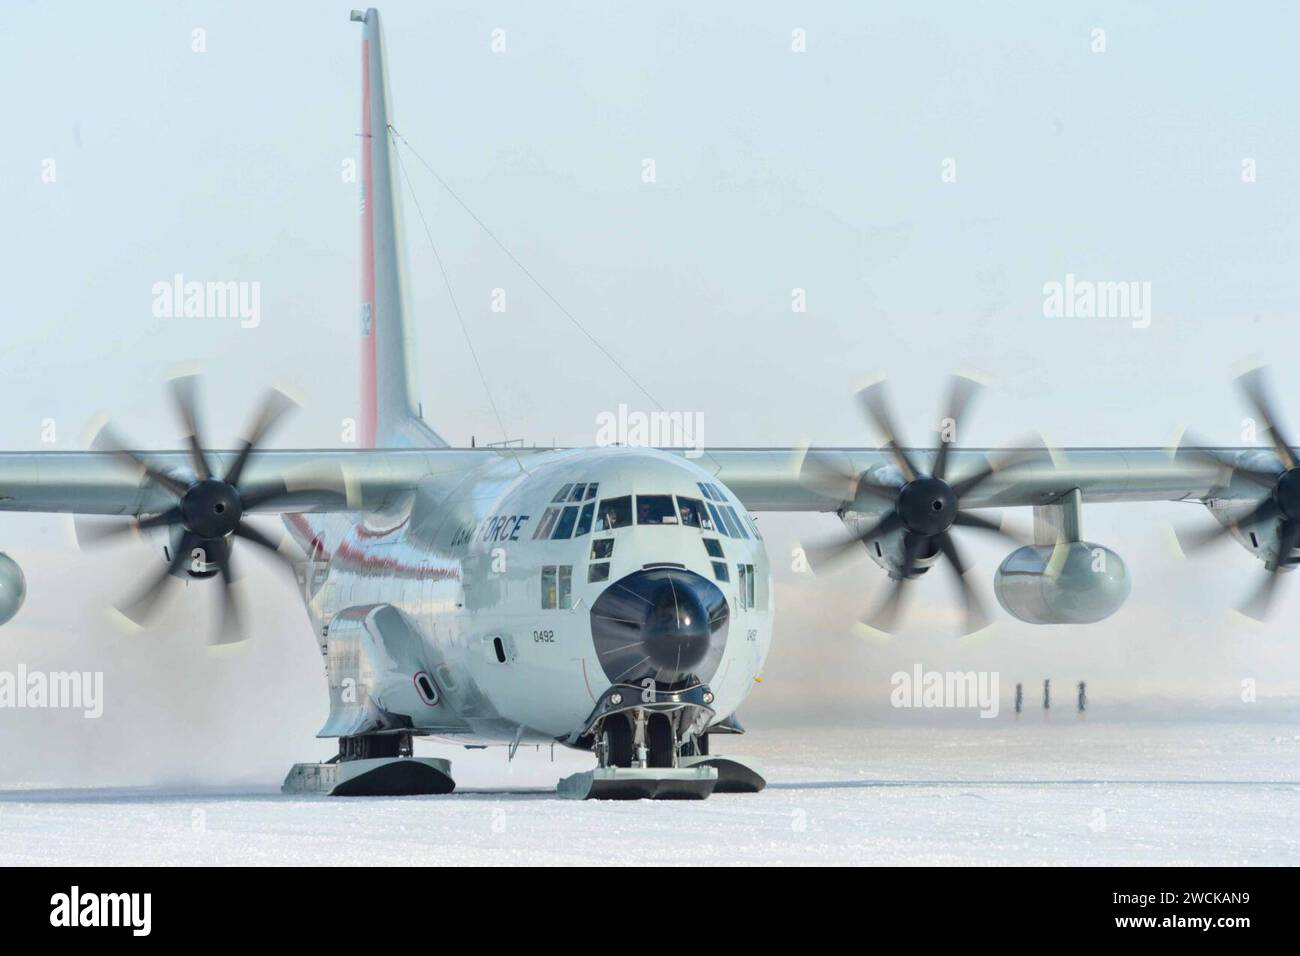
[2,711,1298,865]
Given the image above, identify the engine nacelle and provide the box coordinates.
[0,552,27,625]
[994,542,1129,625]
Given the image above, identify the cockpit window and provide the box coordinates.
[705,501,729,537]
[575,501,595,537]
[722,505,749,539]
[698,504,717,532]
[568,483,588,502]
[584,482,599,500]
[552,505,580,539]
[533,507,560,539]
[677,496,705,528]
[552,484,574,503]
[697,482,715,501]
[597,496,632,530]
[636,495,677,525]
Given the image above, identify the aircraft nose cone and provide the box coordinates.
[642,575,712,671]
[590,568,729,687]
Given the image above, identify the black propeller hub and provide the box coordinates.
[896,477,957,536]
[1274,468,1300,521]
[180,479,244,539]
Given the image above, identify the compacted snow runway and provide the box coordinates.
[2,716,1298,866]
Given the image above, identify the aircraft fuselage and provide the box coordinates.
[288,446,774,747]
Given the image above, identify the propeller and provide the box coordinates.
[1175,366,1300,620]
[85,376,327,644]
[801,375,1037,636]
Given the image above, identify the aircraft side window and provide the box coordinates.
[677,496,704,528]
[737,564,755,609]
[723,505,749,539]
[703,538,724,558]
[705,502,730,537]
[541,565,558,608]
[591,538,614,559]
[568,483,587,502]
[574,501,595,537]
[533,507,560,540]
[552,505,579,539]
[711,561,730,582]
[552,484,574,503]
[588,563,610,583]
[558,566,573,609]
[597,496,632,530]
[636,494,677,525]
[584,482,599,500]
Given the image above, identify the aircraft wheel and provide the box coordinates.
[681,732,709,757]
[646,713,675,768]
[601,715,634,768]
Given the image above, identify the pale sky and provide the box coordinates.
[2,1,1299,785]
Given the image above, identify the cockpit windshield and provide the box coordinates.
[597,496,632,530]
[636,495,677,525]
[677,496,705,528]
[589,491,750,538]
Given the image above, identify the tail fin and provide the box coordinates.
[353,8,446,449]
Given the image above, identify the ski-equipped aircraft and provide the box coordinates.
[0,8,1292,798]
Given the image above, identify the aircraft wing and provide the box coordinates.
[0,448,509,516]
[692,447,1255,513]
[0,445,1259,518]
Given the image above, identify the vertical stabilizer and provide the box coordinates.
[353,8,446,448]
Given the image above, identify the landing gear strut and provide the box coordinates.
[559,682,766,799]
[597,709,684,770]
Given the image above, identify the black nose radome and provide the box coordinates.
[590,568,729,687]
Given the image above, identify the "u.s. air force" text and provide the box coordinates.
[450,514,531,547]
